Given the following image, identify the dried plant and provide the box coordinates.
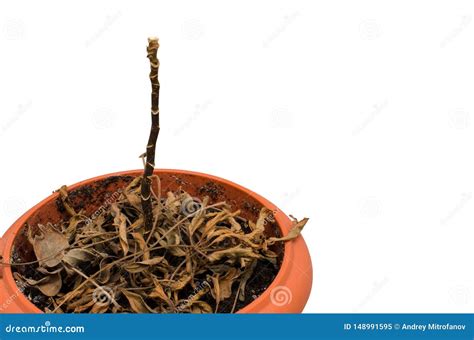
[14,180,307,313]
[9,38,309,313]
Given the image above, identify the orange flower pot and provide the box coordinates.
[0,170,312,313]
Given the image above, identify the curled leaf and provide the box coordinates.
[120,289,155,313]
[111,204,129,255]
[63,248,96,267]
[28,223,69,268]
[268,217,309,244]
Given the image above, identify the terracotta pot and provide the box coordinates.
[0,170,312,313]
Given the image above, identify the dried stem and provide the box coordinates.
[141,37,160,238]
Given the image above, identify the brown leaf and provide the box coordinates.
[211,275,221,303]
[168,275,191,291]
[191,301,213,314]
[120,289,154,313]
[268,217,309,244]
[139,257,165,266]
[122,256,165,274]
[149,278,172,305]
[63,248,95,267]
[238,260,257,301]
[132,232,150,261]
[247,208,270,241]
[28,223,69,268]
[36,273,62,297]
[207,246,261,263]
[219,268,240,300]
[111,204,129,255]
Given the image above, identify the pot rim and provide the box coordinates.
[0,169,312,313]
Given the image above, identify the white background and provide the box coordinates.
[0,0,473,313]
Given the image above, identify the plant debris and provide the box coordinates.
[14,178,308,313]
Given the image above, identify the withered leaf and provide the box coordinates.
[36,273,62,297]
[168,275,192,291]
[131,232,150,261]
[149,278,172,305]
[28,223,69,268]
[122,256,165,274]
[111,204,129,255]
[63,248,95,267]
[208,246,261,262]
[191,301,213,314]
[268,217,309,244]
[218,268,240,300]
[120,289,155,313]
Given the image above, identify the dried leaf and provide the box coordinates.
[149,278,172,305]
[120,289,154,313]
[28,223,69,268]
[208,246,261,262]
[63,248,95,267]
[268,217,309,244]
[131,232,150,261]
[112,204,129,255]
[36,273,62,297]
[191,301,213,314]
